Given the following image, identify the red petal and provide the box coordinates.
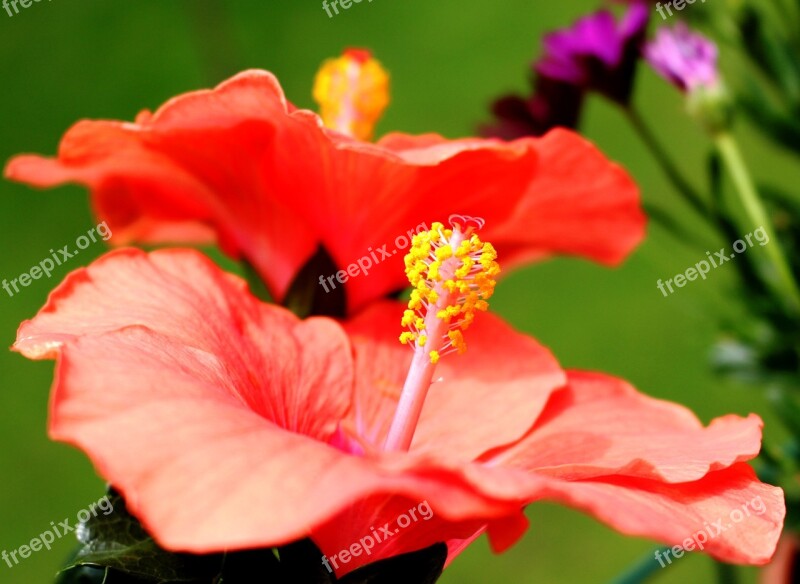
[6,72,644,313]
[488,371,764,483]
[5,73,537,311]
[530,463,784,565]
[7,123,222,246]
[16,247,255,357]
[15,248,353,441]
[310,493,489,576]
[13,250,526,573]
[487,128,647,267]
[17,254,778,571]
[379,128,646,267]
[48,322,528,574]
[6,71,319,300]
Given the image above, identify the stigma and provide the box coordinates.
[312,48,390,141]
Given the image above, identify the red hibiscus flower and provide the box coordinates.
[5,50,645,314]
[14,245,784,577]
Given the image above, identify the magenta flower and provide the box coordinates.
[536,1,649,104]
[482,2,649,138]
[645,22,720,93]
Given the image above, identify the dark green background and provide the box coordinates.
[0,1,794,582]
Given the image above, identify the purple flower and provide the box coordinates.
[645,23,720,93]
[481,2,649,138]
[536,1,650,104]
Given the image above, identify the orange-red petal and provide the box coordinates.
[13,252,781,574]
[6,70,644,313]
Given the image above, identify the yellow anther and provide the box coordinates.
[399,331,416,345]
[448,330,467,354]
[435,246,453,261]
[399,218,500,363]
[312,48,390,141]
[455,257,474,279]
[409,289,423,310]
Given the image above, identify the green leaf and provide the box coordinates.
[739,5,800,100]
[739,92,800,155]
[55,490,446,584]
[57,491,225,584]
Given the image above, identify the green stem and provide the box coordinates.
[644,202,719,251]
[714,131,800,313]
[625,107,714,223]
[768,0,800,56]
[607,548,666,584]
[715,561,740,584]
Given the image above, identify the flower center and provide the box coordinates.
[312,48,390,141]
[383,216,500,452]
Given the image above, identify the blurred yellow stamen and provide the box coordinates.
[312,48,390,141]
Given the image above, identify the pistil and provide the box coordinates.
[383,216,499,452]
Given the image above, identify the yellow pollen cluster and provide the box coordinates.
[312,48,390,141]
[399,222,500,362]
